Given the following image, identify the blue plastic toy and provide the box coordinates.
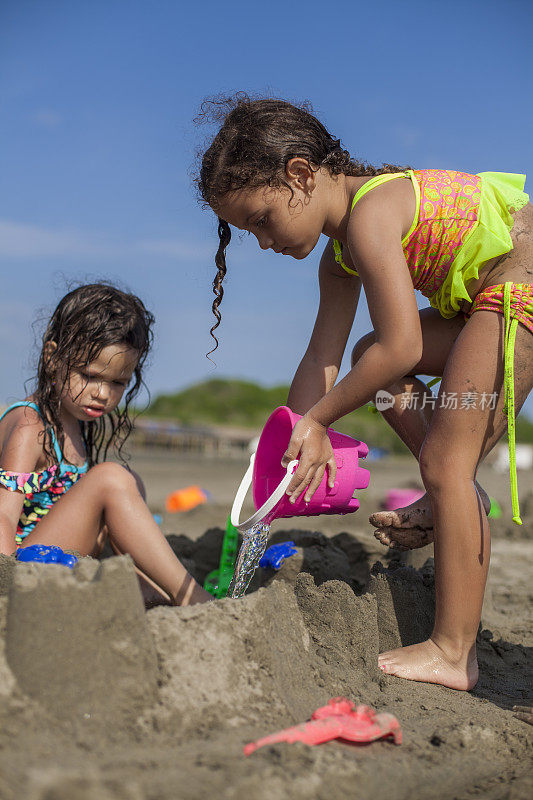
[16,544,78,569]
[259,541,297,571]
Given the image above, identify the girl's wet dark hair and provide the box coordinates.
[196,93,411,353]
[35,282,154,467]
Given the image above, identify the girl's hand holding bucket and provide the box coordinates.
[230,406,368,532]
[281,414,337,503]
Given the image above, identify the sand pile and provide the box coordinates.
[5,557,158,725]
[0,526,531,800]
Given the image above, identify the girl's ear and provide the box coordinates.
[285,157,316,195]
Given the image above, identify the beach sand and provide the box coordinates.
[0,451,531,799]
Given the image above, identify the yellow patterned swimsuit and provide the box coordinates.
[333,169,531,523]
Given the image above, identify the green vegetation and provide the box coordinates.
[148,379,289,429]
[147,378,411,453]
[148,378,533,453]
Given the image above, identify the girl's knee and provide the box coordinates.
[419,452,438,492]
[419,440,448,489]
[419,440,473,491]
[351,332,375,367]
[88,462,139,495]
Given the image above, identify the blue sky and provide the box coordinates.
[1,0,532,417]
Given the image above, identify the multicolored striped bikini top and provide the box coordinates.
[0,401,88,543]
[332,169,482,304]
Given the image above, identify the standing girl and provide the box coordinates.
[0,283,211,606]
[197,95,533,689]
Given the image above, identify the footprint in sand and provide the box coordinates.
[370,487,492,550]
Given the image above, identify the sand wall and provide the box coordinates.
[0,528,531,800]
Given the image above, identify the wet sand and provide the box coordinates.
[0,452,531,799]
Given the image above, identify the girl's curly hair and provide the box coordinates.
[195,93,411,354]
[34,282,154,467]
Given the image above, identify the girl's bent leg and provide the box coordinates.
[369,373,492,550]
[23,463,211,606]
[351,310,487,547]
[378,310,533,689]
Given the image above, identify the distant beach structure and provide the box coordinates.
[131,416,256,458]
[492,442,533,473]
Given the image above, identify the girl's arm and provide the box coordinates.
[287,238,362,414]
[284,195,423,501]
[0,411,43,555]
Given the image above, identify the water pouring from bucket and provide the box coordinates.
[228,406,370,597]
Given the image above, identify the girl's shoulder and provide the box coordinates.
[0,403,46,472]
[0,402,45,436]
[347,177,415,243]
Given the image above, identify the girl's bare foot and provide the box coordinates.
[378,639,479,690]
[370,485,492,550]
[373,525,434,551]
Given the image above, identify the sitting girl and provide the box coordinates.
[0,282,211,606]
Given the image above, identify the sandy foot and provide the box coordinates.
[373,525,434,551]
[378,639,479,690]
[370,485,492,550]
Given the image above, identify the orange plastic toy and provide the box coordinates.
[165,485,208,513]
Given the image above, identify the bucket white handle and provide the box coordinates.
[230,453,299,532]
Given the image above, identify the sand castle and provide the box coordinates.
[0,521,531,799]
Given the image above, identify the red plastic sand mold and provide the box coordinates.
[244,697,402,755]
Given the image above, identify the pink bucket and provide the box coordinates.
[384,488,425,511]
[231,406,370,531]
